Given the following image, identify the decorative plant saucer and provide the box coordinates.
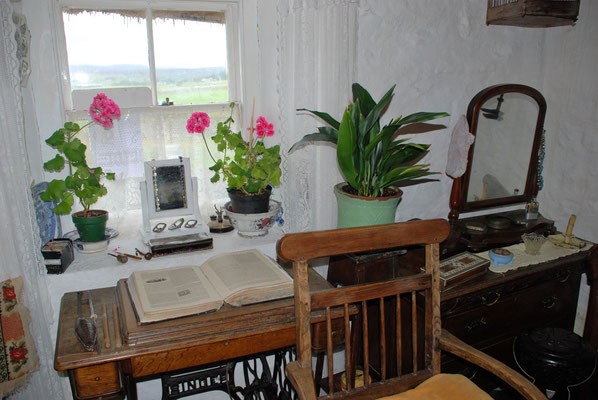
[63,228,119,253]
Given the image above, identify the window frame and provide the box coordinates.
[54,0,242,111]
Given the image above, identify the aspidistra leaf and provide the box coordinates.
[297,108,340,130]
[393,111,449,127]
[337,109,358,188]
[361,85,395,136]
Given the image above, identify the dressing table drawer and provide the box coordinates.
[443,271,582,347]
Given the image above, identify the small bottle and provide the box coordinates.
[526,199,539,220]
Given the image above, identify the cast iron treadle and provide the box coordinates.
[161,363,239,400]
[160,347,298,400]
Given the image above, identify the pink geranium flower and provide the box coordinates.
[254,116,274,138]
[89,93,121,128]
[186,112,211,134]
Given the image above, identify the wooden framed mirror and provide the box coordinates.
[449,84,546,222]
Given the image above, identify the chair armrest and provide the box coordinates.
[286,361,318,400]
[438,329,547,400]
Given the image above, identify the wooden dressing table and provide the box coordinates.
[327,214,597,395]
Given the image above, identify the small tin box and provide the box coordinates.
[41,239,74,274]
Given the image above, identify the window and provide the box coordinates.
[54,1,242,222]
[62,9,230,106]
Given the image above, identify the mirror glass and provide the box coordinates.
[466,93,538,202]
[449,84,546,221]
[153,165,188,211]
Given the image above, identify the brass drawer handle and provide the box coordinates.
[542,295,558,309]
[559,271,571,283]
[465,317,487,332]
[481,292,500,306]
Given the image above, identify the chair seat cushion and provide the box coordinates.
[378,373,493,400]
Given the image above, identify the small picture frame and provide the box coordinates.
[140,157,204,236]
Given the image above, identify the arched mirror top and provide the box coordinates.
[449,84,546,222]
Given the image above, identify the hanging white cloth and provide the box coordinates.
[0,0,65,398]
[445,114,475,179]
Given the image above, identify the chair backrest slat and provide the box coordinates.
[396,294,402,376]
[411,291,418,372]
[344,303,352,391]
[277,220,449,262]
[380,297,387,381]
[362,299,370,387]
[326,307,334,394]
[311,274,431,309]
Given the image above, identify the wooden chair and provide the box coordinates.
[277,219,547,400]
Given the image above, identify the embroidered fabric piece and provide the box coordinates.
[0,277,39,397]
[445,115,475,179]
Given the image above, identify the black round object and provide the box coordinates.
[514,327,596,396]
[227,186,272,214]
[486,216,512,230]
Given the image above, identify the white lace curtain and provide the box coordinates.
[0,0,64,398]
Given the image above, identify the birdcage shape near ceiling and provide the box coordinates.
[487,0,580,27]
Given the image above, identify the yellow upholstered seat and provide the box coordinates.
[378,374,493,400]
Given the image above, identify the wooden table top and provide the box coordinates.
[54,265,331,372]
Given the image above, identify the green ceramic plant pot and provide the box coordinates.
[334,183,402,228]
[72,210,108,242]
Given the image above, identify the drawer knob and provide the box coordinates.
[481,292,500,306]
[466,317,487,332]
[542,295,558,309]
[559,271,571,283]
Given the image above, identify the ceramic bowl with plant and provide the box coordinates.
[290,83,449,227]
[187,102,282,214]
[40,93,120,241]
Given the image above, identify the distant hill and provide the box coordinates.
[70,65,228,88]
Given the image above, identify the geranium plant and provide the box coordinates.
[187,102,281,195]
[290,83,449,197]
[40,93,120,215]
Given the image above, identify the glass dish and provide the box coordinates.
[521,233,547,255]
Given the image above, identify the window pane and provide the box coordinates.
[153,16,228,105]
[63,11,150,91]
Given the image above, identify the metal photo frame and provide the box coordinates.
[140,157,202,235]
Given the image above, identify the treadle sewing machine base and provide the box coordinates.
[132,348,296,400]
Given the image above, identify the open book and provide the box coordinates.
[126,249,293,324]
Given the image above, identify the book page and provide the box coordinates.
[131,266,222,313]
[200,249,292,301]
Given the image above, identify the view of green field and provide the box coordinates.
[70,65,229,105]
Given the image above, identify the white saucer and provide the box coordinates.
[63,228,119,253]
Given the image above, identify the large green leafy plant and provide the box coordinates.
[187,102,281,195]
[40,93,119,215]
[290,83,449,197]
